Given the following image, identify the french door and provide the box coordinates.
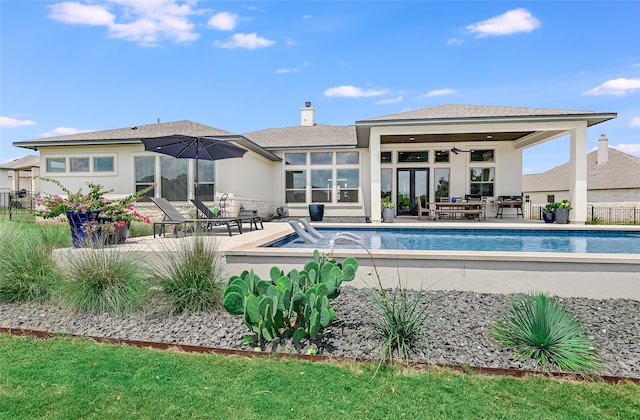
[397,168,428,216]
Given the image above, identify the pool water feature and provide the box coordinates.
[270,227,640,255]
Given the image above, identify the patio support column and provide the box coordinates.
[569,123,588,224]
[370,131,382,223]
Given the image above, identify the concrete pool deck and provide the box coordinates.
[54,219,640,300]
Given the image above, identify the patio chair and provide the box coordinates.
[188,198,244,235]
[417,197,430,220]
[288,219,361,245]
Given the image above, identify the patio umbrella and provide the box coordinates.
[140,134,247,205]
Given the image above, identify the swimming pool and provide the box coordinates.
[269,227,640,254]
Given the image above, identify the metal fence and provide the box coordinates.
[525,202,640,225]
[0,191,36,220]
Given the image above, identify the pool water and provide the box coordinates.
[268,227,640,254]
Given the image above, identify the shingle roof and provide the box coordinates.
[358,104,616,124]
[523,148,640,192]
[243,124,357,149]
[0,155,40,170]
[13,120,237,148]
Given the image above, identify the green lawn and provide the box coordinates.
[1,335,638,419]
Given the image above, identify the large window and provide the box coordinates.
[285,170,306,203]
[311,169,332,202]
[471,150,494,162]
[470,167,494,196]
[398,151,428,163]
[161,157,188,201]
[94,157,114,172]
[197,160,215,201]
[134,157,155,201]
[434,168,450,200]
[70,157,90,172]
[284,151,360,204]
[46,158,66,173]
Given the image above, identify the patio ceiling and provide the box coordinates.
[380,131,533,144]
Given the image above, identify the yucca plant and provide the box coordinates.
[0,223,63,302]
[60,248,149,313]
[491,292,601,373]
[154,235,226,313]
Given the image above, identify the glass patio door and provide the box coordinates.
[397,168,428,216]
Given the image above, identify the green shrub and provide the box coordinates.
[0,223,63,302]
[491,292,601,373]
[155,236,226,313]
[223,250,358,346]
[60,249,149,313]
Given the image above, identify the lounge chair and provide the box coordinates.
[151,197,241,237]
[288,219,361,245]
[188,198,245,235]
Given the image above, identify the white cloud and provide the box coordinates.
[582,78,640,97]
[215,33,275,49]
[324,85,389,98]
[0,117,36,128]
[613,144,640,156]
[466,8,541,38]
[208,11,238,31]
[375,96,403,105]
[631,117,640,127]
[423,88,456,97]
[302,14,312,19]
[48,0,199,46]
[275,62,310,74]
[49,2,115,26]
[41,127,92,137]
[447,38,463,45]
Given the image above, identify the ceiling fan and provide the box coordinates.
[450,146,473,155]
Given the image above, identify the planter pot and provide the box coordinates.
[382,208,395,223]
[555,208,570,224]
[66,210,102,248]
[308,204,325,222]
[105,221,131,245]
[542,212,555,223]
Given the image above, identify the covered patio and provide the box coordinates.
[355,104,616,224]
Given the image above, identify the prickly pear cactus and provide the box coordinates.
[223,251,358,346]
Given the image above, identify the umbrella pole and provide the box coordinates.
[194,142,199,212]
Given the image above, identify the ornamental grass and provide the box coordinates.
[60,248,150,314]
[153,235,227,313]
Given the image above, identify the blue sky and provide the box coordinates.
[1,1,639,174]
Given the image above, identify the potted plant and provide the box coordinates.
[554,200,572,224]
[381,197,396,223]
[36,177,153,247]
[308,203,325,222]
[542,203,557,223]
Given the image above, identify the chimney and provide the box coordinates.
[301,101,314,126]
[597,134,609,164]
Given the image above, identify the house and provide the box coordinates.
[0,155,40,194]
[523,134,640,206]
[13,103,616,224]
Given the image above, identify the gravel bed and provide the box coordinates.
[1,288,638,378]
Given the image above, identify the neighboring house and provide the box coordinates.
[13,103,616,223]
[0,155,40,194]
[523,134,640,206]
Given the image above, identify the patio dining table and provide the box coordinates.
[431,201,484,220]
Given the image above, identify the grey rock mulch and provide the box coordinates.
[1,287,638,378]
